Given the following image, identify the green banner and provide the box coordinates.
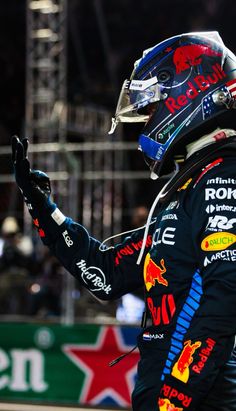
[0,323,140,408]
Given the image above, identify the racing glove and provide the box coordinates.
[12,135,52,210]
[11,136,64,244]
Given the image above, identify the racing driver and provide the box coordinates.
[12,31,236,410]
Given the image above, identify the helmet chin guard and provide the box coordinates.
[111,31,236,177]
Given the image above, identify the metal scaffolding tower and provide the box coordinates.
[25,0,68,211]
[24,0,127,323]
[25,0,126,239]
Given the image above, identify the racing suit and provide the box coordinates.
[15,142,236,411]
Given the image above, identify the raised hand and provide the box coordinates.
[11,136,51,207]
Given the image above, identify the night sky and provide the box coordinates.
[0,0,235,220]
[0,0,235,142]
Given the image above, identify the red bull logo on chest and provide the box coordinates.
[144,254,168,291]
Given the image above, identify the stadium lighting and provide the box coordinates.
[29,0,59,13]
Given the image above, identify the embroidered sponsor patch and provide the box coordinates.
[171,340,201,383]
[204,249,236,266]
[144,255,168,291]
[201,232,236,251]
[160,383,192,407]
[158,397,184,411]
[142,332,164,341]
[76,260,112,294]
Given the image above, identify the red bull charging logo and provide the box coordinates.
[173,44,221,74]
[144,254,168,291]
[171,340,202,383]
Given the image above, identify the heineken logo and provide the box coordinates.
[0,348,48,392]
[0,323,139,407]
[63,326,140,406]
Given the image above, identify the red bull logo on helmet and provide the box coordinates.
[144,254,168,291]
[171,340,202,383]
[173,44,222,74]
[165,64,226,114]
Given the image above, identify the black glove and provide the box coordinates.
[11,136,52,209]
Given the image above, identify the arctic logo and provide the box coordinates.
[205,187,236,200]
[206,215,236,231]
[76,260,112,294]
[204,249,236,266]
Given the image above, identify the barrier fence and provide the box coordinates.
[0,322,139,409]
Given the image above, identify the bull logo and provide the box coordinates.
[158,398,183,411]
[173,44,221,74]
[144,254,168,291]
[171,340,202,383]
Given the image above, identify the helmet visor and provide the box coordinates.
[114,76,162,123]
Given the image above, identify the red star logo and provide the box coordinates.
[62,326,140,406]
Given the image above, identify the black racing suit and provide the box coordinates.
[29,153,236,411]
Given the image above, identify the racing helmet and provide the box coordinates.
[110,31,236,178]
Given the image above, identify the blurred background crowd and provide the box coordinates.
[0,0,235,323]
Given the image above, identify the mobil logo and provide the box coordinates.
[173,44,222,74]
[144,254,168,291]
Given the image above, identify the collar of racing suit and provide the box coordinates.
[136,129,236,265]
[161,129,236,204]
[186,128,236,158]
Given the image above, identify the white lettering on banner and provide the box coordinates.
[152,227,176,246]
[76,260,112,294]
[62,230,73,247]
[0,349,9,389]
[205,188,236,200]
[206,215,236,231]
[0,349,48,392]
[204,249,236,266]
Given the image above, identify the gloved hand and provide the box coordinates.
[11,135,52,209]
